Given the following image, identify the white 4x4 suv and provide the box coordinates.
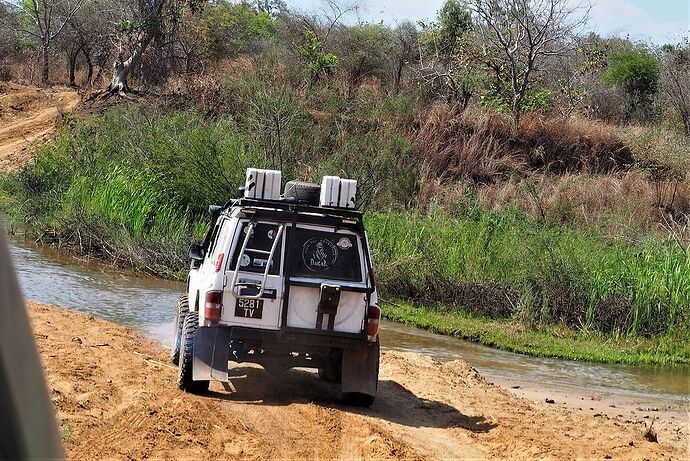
[171,169,381,406]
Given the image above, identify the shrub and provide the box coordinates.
[603,49,661,121]
[366,209,690,336]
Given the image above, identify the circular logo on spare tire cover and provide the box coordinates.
[302,238,338,272]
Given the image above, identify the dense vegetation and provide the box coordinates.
[2,0,690,362]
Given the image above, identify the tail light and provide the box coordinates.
[215,252,225,272]
[204,290,222,323]
[366,304,381,342]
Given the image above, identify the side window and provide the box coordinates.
[211,219,233,260]
[206,221,222,256]
[229,222,283,275]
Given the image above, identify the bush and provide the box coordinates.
[6,107,265,275]
[603,49,661,121]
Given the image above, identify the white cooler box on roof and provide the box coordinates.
[244,168,282,201]
[320,176,357,208]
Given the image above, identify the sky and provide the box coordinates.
[288,0,690,45]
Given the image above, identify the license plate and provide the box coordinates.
[235,298,264,319]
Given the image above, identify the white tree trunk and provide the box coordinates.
[106,37,150,95]
[108,59,132,94]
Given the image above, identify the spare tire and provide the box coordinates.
[283,181,320,205]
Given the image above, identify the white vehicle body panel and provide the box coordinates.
[286,286,366,333]
[188,207,375,335]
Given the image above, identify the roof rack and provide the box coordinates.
[231,198,363,220]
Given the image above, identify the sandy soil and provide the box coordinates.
[27,301,688,460]
[0,82,80,172]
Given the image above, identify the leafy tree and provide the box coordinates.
[175,1,276,72]
[419,0,478,107]
[332,23,394,94]
[8,0,87,85]
[0,2,21,79]
[469,0,590,128]
[391,21,417,93]
[602,49,660,121]
[437,0,472,55]
[298,28,337,83]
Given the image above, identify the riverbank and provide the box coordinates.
[382,300,690,366]
[27,301,688,459]
[2,84,690,370]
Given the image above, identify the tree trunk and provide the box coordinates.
[41,43,50,86]
[82,47,93,85]
[68,52,78,87]
[394,59,403,93]
[106,34,154,95]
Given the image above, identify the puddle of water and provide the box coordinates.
[7,237,689,413]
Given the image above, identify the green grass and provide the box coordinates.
[382,300,690,366]
[367,210,690,337]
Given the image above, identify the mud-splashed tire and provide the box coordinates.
[170,294,189,365]
[177,313,209,394]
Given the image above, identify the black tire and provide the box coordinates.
[263,362,291,375]
[318,351,342,382]
[177,312,209,393]
[283,181,321,205]
[170,294,189,365]
[343,392,376,407]
[318,364,340,382]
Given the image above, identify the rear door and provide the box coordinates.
[222,221,285,330]
[285,224,369,334]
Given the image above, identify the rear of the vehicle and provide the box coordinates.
[178,170,381,406]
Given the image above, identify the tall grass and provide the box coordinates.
[367,210,690,336]
[4,108,266,275]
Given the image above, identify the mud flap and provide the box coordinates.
[193,326,230,382]
[341,341,379,397]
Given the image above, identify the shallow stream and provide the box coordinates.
[9,238,689,417]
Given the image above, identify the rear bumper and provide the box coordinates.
[229,326,366,349]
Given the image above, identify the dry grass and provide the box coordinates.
[413,104,633,183]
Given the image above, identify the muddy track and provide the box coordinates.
[0,82,80,172]
[28,302,687,460]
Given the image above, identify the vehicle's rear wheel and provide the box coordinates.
[317,365,340,382]
[177,312,209,393]
[343,392,376,407]
[318,350,342,382]
[170,294,189,365]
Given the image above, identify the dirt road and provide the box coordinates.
[0,82,79,172]
[27,301,687,460]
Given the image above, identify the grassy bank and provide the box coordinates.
[2,106,690,364]
[382,301,690,366]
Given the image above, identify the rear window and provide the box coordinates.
[287,227,362,282]
[229,222,283,275]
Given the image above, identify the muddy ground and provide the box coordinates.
[27,301,688,460]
